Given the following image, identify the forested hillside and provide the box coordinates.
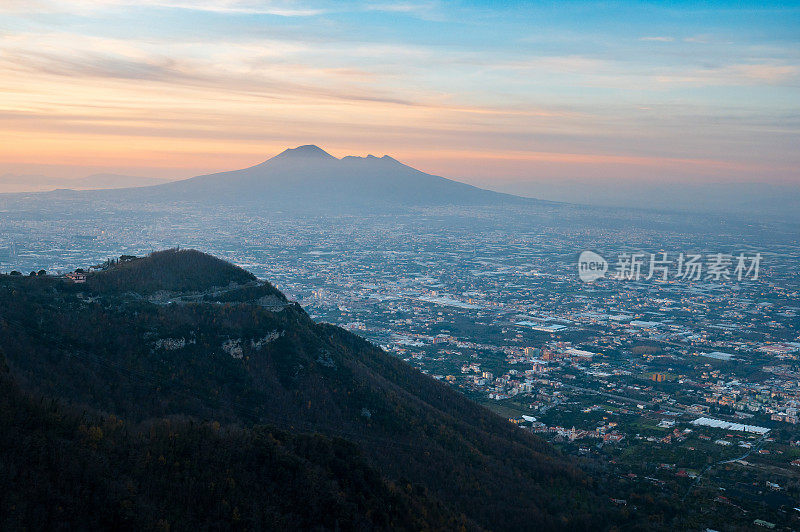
[0,357,461,530]
[0,250,621,530]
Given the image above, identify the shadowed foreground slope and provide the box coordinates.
[0,249,619,530]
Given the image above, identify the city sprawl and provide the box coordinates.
[2,197,799,521]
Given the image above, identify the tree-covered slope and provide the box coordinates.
[0,250,619,530]
[0,358,462,531]
[87,248,264,295]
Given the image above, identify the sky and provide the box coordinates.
[1,0,799,189]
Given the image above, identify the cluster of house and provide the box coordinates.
[65,271,87,283]
[527,421,625,443]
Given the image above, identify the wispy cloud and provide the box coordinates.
[491,55,611,74]
[0,1,797,183]
[656,62,800,87]
[141,1,327,16]
[365,2,437,13]
[733,63,798,83]
[362,1,448,21]
[0,0,327,16]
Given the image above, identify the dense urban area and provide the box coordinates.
[2,198,799,527]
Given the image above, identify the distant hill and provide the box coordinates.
[105,145,540,211]
[0,250,620,530]
[491,177,800,220]
[0,172,169,193]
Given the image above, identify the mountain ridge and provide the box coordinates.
[33,145,547,211]
[145,145,533,209]
[273,144,339,160]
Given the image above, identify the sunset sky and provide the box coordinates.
[2,0,798,187]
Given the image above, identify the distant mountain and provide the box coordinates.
[0,249,620,530]
[74,173,171,189]
[0,172,169,193]
[107,145,539,210]
[488,177,800,220]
